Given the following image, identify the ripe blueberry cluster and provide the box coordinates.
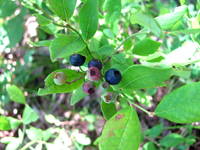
[68,54,122,95]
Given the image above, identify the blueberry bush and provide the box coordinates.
[1,0,200,150]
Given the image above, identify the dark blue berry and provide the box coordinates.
[105,69,122,85]
[88,59,102,70]
[70,54,86,66]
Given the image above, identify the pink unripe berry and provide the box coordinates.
[87,67,101,81]
[82,82,96,95]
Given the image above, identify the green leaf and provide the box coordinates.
[180,0,186,5]
[4,138,22,150]
[155,82,200,123]
[111,53,133,72]
[143,142,157,150]
[118,65,172,90]
[7,117,22,130]
[34,14,51,26]
[34,12,60,35]
[0,0,17,18]
[26,127,53,141]
[156,5,187,30]
[132,38,161,56]
[0,116,11,130]
[0,137,17,144]
[70,86,87,105]
[103,29,115,39]
[38,69,84,96]
[48,0,77,20]
[39,23,60,35]
[145,123,164,138]
[163,41,197,65]
[100,101,117,120]
[22,105,39,125]
[0,116,22,131]
[97,107,141,150]
[147,56,164,62]
[35,0,43,7]
[30,40,52,47]
[6,85,26,104]
[159,133,185,148]
[3,14,24,48]
[93,45,114,60]
[49,34,86,62]
[79,0,99,40]
[103,0,121,23]
[131,11,162,37]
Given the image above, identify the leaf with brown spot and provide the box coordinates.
[115,114,124,120]
[107,130,115,138]
[97,107,141,150]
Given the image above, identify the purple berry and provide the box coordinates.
[88,59,103,70]
[87,67,101,81]
[82,82,96,95]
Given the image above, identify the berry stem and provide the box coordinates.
[79,67,84,72]
[65,74,86,84]
[130,102,155,117]
[121,93,154,117]
[116,32,147,51]
[115,32,142,51]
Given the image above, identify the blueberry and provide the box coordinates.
[105,69,122,85]
[88,59,102,70]
[87,67,101,81]
[53,72,66,85]
[70,54,86,66]
[82,82,96,95]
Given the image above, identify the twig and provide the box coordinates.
[79,67,84,72]
[164,124,192,130]
[131,103,155,117]
[120,93,154,117]
[144,136,161,147]
[115,32,143,51]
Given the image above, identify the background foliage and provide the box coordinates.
[0,0,200,150]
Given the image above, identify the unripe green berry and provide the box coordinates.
[53,72,66,85]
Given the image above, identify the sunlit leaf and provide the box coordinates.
[6,85,26,104]
[23,105,39,125]
[38,69,85,95]
[79,0,99,40]
[155,82,200,123]
[97,107,141,150]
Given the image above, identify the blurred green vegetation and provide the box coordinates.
[0,0,200,150]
